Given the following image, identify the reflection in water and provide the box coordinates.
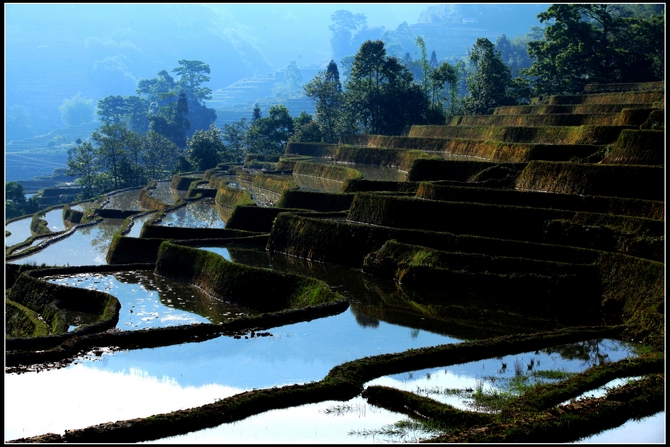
[5,308,462,439]
[42,208,66,232]
[7,219,125,266]
[367,338,639,413]
[126,213,156,238]
[5,216,35,247]
[158,199,225,228]
[149,181,187,206]
[104,189,142,211]
[224,246,561,341]
[144,397,404,444]
[5,159,660,443]
[5,364,243,440]
[44,270,257,329]
[570,411,664,443]
[198,247,231,261]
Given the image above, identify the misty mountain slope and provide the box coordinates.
[6,3,276,136]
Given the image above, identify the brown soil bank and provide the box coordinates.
[515,161,663,200]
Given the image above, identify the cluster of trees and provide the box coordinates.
[5,182,40,220]
[65,97,323,198]
[65,60,223,198]
[59,4,662,201]
[524,4,664,96]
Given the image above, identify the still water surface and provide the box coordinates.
[7,219,125,266]
[5,307,461,440]
[157,199,225,228]
[44,270,256,330]
[5,216,34,247]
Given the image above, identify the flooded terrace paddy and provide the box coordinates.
[148,180,187,206]
[43,270,256,330]
[103,188,143,211]
[5,216,34,247]
[139,339,647,444]
[41,207,69,232]
[5,304,463,440]
[156,199,225,228]
[7,218,125,266]
[125,213,156,238]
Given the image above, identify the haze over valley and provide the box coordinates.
[5,3,547,182]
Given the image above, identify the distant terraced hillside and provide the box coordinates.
[212,64,321,129]
[5,122,100,182]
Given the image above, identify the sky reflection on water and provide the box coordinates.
[5,308,461,440]
[41,207,67,232]
[126,213,155,238]
[5,216,34,247]
[43,270,256,330]
[157,199,225,228]
[7,219,125,266]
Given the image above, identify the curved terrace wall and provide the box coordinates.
[347,192,575,242]
[276,190,355,212]
[225,205,311,233]
[408,124,634,145]
[267,212,600,268]
[362,240,603,324]
[154,241,344,312]
[7,267,122,338]
[602,129,664,165]
[293,161,362,182]
[416,183,665,220]
[407,159,526,182]
[515,161,664,200]
[215,184,256,210]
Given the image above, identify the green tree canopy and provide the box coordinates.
[246,105,294,154]
[222,118,248,163]
[67,141,99,199]
[59,93,95,127]
[524,4,664,95]
[5,181,39,219]
[304,60,344,143]
[172,59,213,102]
[344,40,431,135]
[463,38,513,115]
[187,124,226,170]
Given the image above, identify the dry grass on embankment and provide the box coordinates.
[338,135,601,163]
[602,129,664,165]
[531,90,664,105]
[408,124,633,145]
[416,182,665,220]
[287,142,439,171]
[444,109,653,127]
[515,161,664,201]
